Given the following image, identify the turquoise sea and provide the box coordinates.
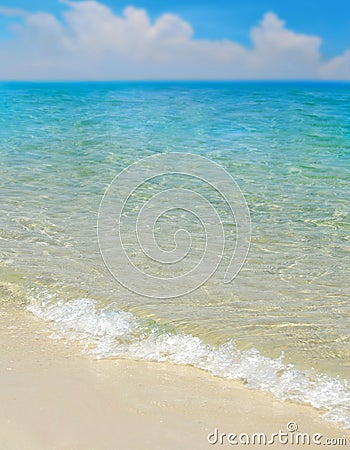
[0,82,349,428]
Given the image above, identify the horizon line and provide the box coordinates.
[1,79,349,84]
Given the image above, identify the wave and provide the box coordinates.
[27,289,350,430]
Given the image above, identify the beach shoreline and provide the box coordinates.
[0,306,348,450]
[1,81,350,443]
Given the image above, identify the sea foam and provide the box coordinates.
[27,290,350,430]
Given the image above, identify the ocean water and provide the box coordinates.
[0,82,349,428]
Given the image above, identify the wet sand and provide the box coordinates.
[0,307,348,450]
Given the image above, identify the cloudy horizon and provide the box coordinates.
[0,0,349,81]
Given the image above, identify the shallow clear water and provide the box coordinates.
[0,81,349,427]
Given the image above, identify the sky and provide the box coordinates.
[0,0,349,80]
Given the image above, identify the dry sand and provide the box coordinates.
[0,307,348,450]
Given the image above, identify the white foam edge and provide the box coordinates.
[27,291,350,430]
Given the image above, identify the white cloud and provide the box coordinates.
[249,13,322,77]
[0,6,27,16]
[320,50,350,80]
[0,1,349,80]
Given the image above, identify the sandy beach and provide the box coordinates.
[0,306,348,450]
[1,1,350,447]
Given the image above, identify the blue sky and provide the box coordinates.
[0,0,349,80]
[1,0,349,57]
